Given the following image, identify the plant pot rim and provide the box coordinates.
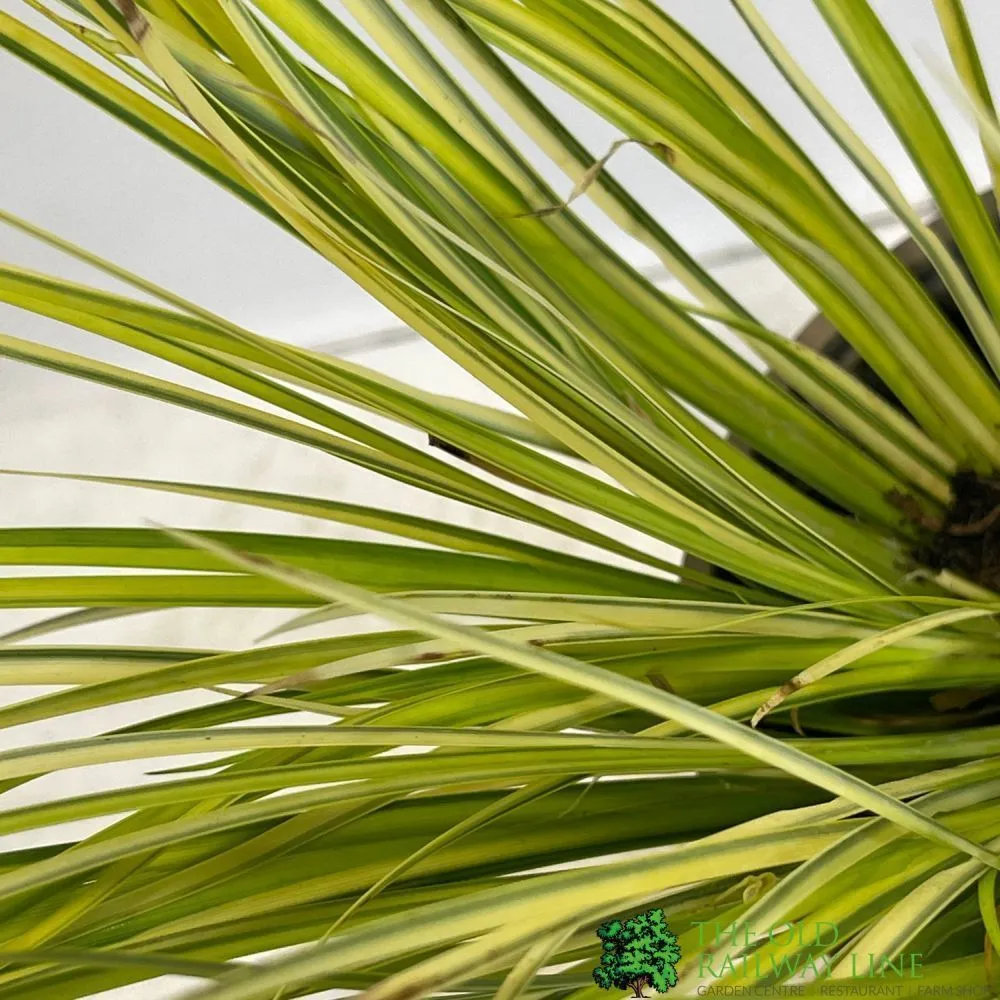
[682,188,996,580]
[796,189,996,355]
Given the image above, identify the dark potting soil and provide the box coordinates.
[912,470,1000,589]
[796,251,1000,590]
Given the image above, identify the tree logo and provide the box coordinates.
[592,908,681,997]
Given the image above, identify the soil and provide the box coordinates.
[910,470,1000,588]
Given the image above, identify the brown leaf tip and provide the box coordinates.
[115,0,150,42]
[649,142,676,165]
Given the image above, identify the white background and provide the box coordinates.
[3,0,1000,356]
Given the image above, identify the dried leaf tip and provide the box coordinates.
[114,0,150,43]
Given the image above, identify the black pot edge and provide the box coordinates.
[681,189,997,581]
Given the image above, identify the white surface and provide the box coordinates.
[0,248,815,648]
[2,0,998,354]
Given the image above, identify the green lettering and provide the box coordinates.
[768,952,801,978]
